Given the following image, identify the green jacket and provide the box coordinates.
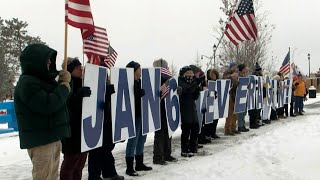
[14,44,71,149]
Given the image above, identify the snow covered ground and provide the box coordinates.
[1,95,320,180]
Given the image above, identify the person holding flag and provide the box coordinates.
[14,44,71,180]
[152,59,177,165]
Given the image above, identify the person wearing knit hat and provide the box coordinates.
[152,58,177,165]
[178,65,205,157]
[60,57,91,180]
[125,61,152,176]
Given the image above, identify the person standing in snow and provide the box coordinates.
[60,58,91,180]
[201,68,221,140]
[178,66,205,157]
[248,63,263,129]
[237,64,250,132]
[14,44,71,180]
[223,62,239,135]
[293,73,306,115]
[125,61,152,176]
[152,58,177,165]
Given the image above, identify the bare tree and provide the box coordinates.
[215,0,275,72]
[169,60,178,76]
[193,50,203,69]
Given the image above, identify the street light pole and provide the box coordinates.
[308,53,310,78]
[213,44,217,68]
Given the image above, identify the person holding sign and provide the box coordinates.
[178,66,205,157]
[237,64,250,132]
[60,58,91,180]
[248,63,263,129]
[223,62,239,135]
[88,74,125,180]
[14,44,71,180]
[125,61,152,176]
[152,59,177,165]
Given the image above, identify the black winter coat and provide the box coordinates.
[102,82,115,147]
[134,79,143,118]
[178,76,200,124]
[62,77,83,154]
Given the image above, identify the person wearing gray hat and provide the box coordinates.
[152,58,177,165]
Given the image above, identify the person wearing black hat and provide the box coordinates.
[248,62,263,129]
[125,61,152,176]
[237,64,250,132]
[178,65,205,157]
[60,57,91,180]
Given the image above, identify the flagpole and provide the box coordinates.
[63,22,68,70]
[289,47,292,80]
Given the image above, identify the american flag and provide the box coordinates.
[103,45,118,68]
[160,67,173,100]
[279,51,290,76]
[65,0,94,39]
[225,0,258,46]
[83,26,109,65]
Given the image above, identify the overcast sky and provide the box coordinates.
[1,0,319,75]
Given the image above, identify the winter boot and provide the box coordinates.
[238,126,249,132]
[211,134,220,139]
[125,157,139,176]
[135,154,152,171]
[164,155,178,162]
[103,174,125,180]
[153,156,167,165]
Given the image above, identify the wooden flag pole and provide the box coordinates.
[63,22,68,70]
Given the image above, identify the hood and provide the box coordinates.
[20,44,58,80]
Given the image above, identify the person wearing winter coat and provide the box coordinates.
[60,58,91,180]
[152,59,177,165]
[276,72,288,119]
[237,64,250,132]
[248,63,263,129]
[88,76,124,180]
[270,75,280,120]
[293,74,306,115]
[289,76,298,117]
[261,71,272,124]
[191,66,212,145]
[223,62,239,135]
[179,66,205,157]
[125,61,152,176]
[201,68,221,139]
[14,44,71,180]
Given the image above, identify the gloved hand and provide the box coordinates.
[177,86,182,95]
[214,91,218,99]
[106,84,115,95]
[196,75,206,84]
[59,70,71,92]
[201,107,207,114]
[138,89,145,97]
[78,87,91,97]
[295,82,299,86]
